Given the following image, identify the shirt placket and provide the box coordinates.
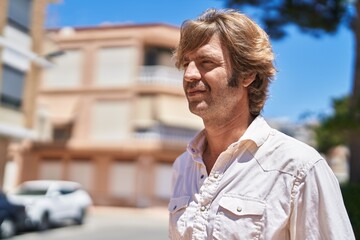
[192,146,238,240]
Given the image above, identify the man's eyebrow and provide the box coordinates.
[197,55,214,60]
[184,53,219,62]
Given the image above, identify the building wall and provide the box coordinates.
[0,0,53,189]
[17,24,202,207]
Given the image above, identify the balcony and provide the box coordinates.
[138,66,183,88]
[134,124,198,145]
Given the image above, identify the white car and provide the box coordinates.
[7,180,93,230]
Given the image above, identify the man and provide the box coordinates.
[169,8,355,240]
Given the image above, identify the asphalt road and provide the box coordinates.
[12,206,168,240]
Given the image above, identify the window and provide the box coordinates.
[42,50,82,88]
[0,64,25,110]
[109,162,136,198]
[53,123,73,142]
[68,160,94,191]
[144,47,174,67]
[95,46,137,87]
[154,164,172,199]
[59,187,78,195]
[7,0,33,32]
[90,100,131,141]
[39,159,62,180]
[134,95,155,128]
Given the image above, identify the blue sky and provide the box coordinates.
[46,0,354,123]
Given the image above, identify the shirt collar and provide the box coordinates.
[239,115,272,147]
[187,130,206,160]
[186,115,272,158]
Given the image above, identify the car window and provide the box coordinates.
[15,188,48,196]
[59,187,78,195]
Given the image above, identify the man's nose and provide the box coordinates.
[184,62,201,82]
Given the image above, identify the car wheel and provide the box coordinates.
[38,212,50,231]
[74,208,86,225]
[0,218,16,239]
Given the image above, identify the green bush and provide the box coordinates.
[341,184,360,238]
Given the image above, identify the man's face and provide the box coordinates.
[182,35,249,123]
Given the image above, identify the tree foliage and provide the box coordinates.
[225,0,360,184]
[226,0,353,39]
[315,96,360,153]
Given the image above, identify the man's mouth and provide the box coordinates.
[186,88,206,97]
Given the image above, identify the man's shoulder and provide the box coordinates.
[256,128,324,176]
[172,151,193,169]
[271,129,319,153]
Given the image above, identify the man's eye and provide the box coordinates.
[202,60,213,65]
[201,60,216,69]
[182,62,189,68]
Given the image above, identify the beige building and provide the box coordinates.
[0,0,55,189]
[14,23,202,207]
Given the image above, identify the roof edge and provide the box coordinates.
[46,22,180,32]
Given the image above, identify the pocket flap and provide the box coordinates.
[168,196,190,213]
[219,196,265,216]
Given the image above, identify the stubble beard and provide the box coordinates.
[186,72,241,121]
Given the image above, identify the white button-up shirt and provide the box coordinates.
[169,116,355,239]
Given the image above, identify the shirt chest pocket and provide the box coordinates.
[213,195,266,240]
[168,196,190,213]
[168,196,191,238]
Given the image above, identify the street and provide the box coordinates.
[12,206,168,240]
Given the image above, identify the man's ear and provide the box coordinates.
[242,73,256,87]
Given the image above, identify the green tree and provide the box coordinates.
[226,0,360,183]
[315,96,359,153]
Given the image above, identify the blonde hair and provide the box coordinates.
[175,8,276,116]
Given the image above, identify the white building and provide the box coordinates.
[0,0,55,189]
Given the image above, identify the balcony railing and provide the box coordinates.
[134,131,194,144]
[138,66,183,87]
[134,125,198,144]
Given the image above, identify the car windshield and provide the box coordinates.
[14,187,48,196]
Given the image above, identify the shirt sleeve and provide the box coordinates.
[289,159,355,240]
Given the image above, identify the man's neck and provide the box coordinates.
[202,113,255,174]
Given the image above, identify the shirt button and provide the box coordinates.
[237,206,242,212]
[200,206,206,211]
[214,173,220,179]
[200,175,204,179]
[173,205,177,210]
